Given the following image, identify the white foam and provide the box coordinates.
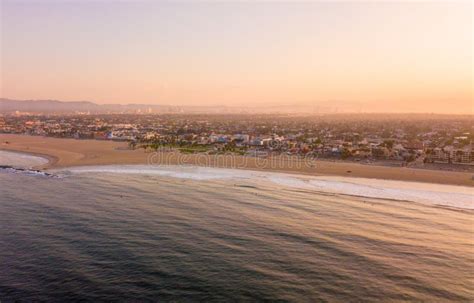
[65,165,256,181]
[0,150,49,168]
[308,178,472,209]
[62,165,474,210]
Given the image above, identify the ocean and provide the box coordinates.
[0,151,473,301]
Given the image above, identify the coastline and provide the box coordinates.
[0,149,58,169]
[1,134,473,187]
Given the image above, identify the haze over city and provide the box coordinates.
[1,0,472,114]
[1,1,474,302]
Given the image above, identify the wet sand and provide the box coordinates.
[1,134,472,186]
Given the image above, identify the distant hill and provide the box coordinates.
[0,98,324,114]
[0,98,190,114]
[0,98,388,114]
[0,98,294,114]
[0,99,101,113]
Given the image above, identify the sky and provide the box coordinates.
[0,0,472,113]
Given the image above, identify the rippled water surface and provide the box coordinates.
[0,169,473,301]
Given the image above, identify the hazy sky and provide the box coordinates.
[1,0,472,113]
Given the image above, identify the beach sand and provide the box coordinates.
[1,134,472,186]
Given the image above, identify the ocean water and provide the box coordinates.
[0,150,49,168]
[1,156,473,301]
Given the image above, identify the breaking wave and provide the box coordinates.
[62,165,473,210]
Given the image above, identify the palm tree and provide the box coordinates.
[128,140,137,150]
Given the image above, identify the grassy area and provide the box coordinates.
[178,146,210,154]
[139,142,247,155]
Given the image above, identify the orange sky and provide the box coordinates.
[1,1,472,113]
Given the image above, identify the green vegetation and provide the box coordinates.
[178,146,210,154]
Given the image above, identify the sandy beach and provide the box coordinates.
[1,134,472,186]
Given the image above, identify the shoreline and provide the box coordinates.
[0,149,58,169]
[1,134,473,187]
